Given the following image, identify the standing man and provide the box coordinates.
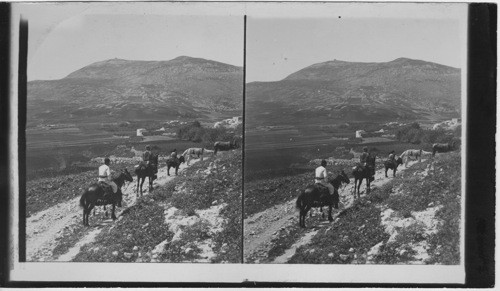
[98,157,117,195]
[315,159,334,195]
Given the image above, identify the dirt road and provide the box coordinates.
[243,160,423,263]
[26,158,200,262]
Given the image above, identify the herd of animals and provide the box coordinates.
[79,139,239,226]
[78,140,455,227]
[296,142,456,228]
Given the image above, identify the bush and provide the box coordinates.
[395,122,460,146]
[176,121,240,148]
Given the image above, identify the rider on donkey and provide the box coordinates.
[137,145,152,171]
[315,159,335,196]
[359,147,369,169]
[169,148,178,163]
[388,150,396,165]
[142,145,152,166]
[98,157,117,198]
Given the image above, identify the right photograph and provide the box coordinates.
[244,7,466,265]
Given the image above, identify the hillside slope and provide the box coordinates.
[28,56,243,123]
[290,152,460,264]
[71,150,242,263]
[246,58,461,126]
[26,149,242,263]
[244,151,461,265]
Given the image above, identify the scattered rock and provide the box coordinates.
[112,251,119,257]
[185,247,192,254]
[349,248,355,253]
[133,246,139,251]
[328,253,334,258]
[124,252,133,259]
[339,254,349,261]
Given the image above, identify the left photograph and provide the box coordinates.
[21,3,243,263]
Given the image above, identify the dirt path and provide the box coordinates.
[244,160,424,263]
[26,158,201,262]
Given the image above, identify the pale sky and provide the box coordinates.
[13,2,467,82]
[246,17,465,82]
[15,3,243,81]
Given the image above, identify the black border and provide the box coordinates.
[464,2,496,288]
[18,15,28,265]
[4,1,497,288]
[0,2,11,288]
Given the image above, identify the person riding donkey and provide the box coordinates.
[147,145,159,177]
[388,150,396,165]
[98,157,118,199]
[359,147,370,170]
[355,147,375,180]
[315,159,335,197]
[139,145,152,170]
[168,148,179,164]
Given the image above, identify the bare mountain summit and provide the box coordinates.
[28,56,243,123]
[246,58,460,126]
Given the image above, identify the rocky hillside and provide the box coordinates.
[246,58,460,125]
[244,150,461,265]
[28,56,243,123]
[290,152,461,264]
[70,150,242,263]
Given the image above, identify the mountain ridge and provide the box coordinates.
[246,57,461,125]
[27,56,243,123]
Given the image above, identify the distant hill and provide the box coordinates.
[28,56,243,124]
[246,58,461,126]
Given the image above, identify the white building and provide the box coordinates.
[355,130,366,138]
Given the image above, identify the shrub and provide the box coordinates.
[395,122,460,146]
[176,121,240,148]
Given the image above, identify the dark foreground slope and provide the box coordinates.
[289,151,461,264]
[71,151,242,263]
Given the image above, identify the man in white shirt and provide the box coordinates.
[98,157,117,194]
[315,159,334,195]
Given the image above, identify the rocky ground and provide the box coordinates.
[26,157,200,262]
[243,158,434,263]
